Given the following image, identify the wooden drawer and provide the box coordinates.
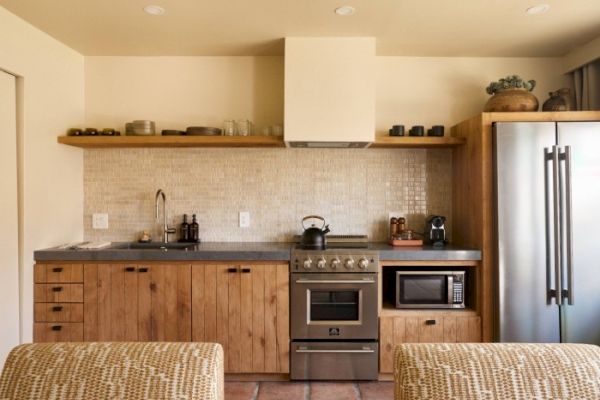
[34,284,84,303]
[35,264,83,283]
[34,303,84,322]
[379,315,481,373]
[33,323,84,342]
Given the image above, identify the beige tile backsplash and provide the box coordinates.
[84,148,452,243]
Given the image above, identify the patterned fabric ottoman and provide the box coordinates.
[394,343,600,400]
[0,342,224,399]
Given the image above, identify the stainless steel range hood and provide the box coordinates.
[284,37,375,148]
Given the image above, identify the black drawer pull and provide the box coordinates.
[241,268,251,273]
[51,325,62,331]
[52,287,63,292]
[138,267,149,273]
[227,268,238,273]
[52,267,63,273]
[52,306,63,312]
[125,267,135,272]
[425,319,436,325]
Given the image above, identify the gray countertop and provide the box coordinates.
[34,242,481,262]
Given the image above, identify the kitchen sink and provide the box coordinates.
[113,242,197,251]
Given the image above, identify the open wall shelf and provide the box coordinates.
[58,135,466,149]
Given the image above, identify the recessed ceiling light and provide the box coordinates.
[335,6,356,16]
[143,5,166,15]
[526,4,550,15]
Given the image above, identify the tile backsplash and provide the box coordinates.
[84,148,452,242]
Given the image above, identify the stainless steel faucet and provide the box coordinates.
[155,189,176,243]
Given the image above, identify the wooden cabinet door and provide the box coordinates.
[84,264,138,341]
[191,263,289,373]
[379,315,481,373]
[137,263,191,342]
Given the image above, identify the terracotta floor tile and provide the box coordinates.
[358,381,395,400]
[225,382,258,400]
[309,382,360,400]
[257,382,308,400]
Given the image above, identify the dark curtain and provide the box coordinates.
[571,59,600,110]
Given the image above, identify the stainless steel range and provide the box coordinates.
[290,237,379,380]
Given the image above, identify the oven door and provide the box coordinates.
[291,273,378,340]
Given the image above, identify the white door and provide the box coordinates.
[0,71,20,367]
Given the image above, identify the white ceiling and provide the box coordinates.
[1,0,600,56]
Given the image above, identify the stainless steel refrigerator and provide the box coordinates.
[494,121,600,344]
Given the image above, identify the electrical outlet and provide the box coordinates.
[239,211,250,228]
[92,213,109,229]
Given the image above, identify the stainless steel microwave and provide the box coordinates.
[396,271,465,309]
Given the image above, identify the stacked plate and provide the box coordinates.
[125,120,156,136]
[186,126,222,136]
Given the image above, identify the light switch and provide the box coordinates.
[92,213,109,229]
[239,211,250,228]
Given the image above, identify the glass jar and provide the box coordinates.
[223,119,235,136]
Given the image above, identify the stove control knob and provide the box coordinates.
[358,258,369,270]
[330,258,341,269]
[303,258,312,270]
[316,258,327,270]
[344,258,355,270]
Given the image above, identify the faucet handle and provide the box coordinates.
[164,227,177,243]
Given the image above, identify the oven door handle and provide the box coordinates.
[295,348,375,354]
[294,279,375,284]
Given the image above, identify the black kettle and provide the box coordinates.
[301,215,330,249]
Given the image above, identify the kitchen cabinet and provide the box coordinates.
[379,314,481,373]
[191,263,289,373]
[82,263,191,342]
[33,261,289,375]
[33,263,85,342]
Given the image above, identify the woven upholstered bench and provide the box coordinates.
[394,343,600,400]
[0,342,224,400]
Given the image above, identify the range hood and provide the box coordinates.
[284,37,375,148]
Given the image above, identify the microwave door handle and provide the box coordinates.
[447,275,453,305]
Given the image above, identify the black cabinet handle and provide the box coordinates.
[52,306,63,312]
[125,267,135,272]
[51,325,62,331]
[138,267,149,273]
[425,319,436,325]
[52,267,63,273]
[241,268,251,273]
[227,268,238,273]
[52,287,63,292]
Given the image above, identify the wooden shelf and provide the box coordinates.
[58,134,467,149]
[370,136,466,148]
[380,302,478,317]
[57,135,286,148]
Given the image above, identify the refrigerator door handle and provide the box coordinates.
[561,146,574,305]
[552,146,563,306]
[545,147,561,305]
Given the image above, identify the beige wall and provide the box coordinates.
[563,35,600,73]
[0,71,19,367]
[85,55,569,137]
[85,56,284,135]
[376,56,570,133]
[0,7,84,344]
